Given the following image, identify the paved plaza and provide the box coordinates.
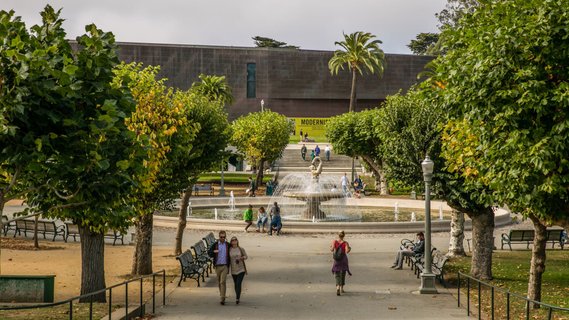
[153,230,469,319]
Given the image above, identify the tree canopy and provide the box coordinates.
[252,36,299,49]
[190,74,234,106]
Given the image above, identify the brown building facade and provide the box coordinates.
[117,42,432,120]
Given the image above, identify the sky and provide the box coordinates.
[2,0,447,54]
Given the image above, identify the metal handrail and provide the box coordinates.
[0,269,167,319]
[457,271,569,320]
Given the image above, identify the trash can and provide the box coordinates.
[410,190,417,200]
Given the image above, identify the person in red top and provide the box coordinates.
[330,230,352,296]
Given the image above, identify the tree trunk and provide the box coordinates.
[131,213,153,275]
[447,209,466,257]
[360,155,389,195]
[79,225,106,302]
[349,68,357,112]
[33,215,39,249]
[528,214,547,309]
[469,207,494,280]
[174,190,192,256]
[255,159,265,194]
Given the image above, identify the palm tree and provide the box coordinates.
[191,74,234,106]
[328,31,385,112]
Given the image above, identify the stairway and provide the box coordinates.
[273,143,362,176]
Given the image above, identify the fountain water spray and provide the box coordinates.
[439,203,443,221]
[187,201,192,218]
[394,202,399,222]
[214,208,218,220]
[228,191,236,211]
[411,212,417,222]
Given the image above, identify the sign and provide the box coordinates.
[289,117,330,139]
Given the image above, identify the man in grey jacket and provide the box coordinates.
[391,232,425,270]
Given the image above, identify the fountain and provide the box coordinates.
[270,157,357,221]
[394,202,399,222]
[439,203,444,221]
[411,211,417,222]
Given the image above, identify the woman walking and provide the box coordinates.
[331,230,351,296]
[229,236,248,304]
[243,204,253,232]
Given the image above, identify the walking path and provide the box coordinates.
[153,232,469,319]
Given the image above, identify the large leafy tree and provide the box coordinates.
[435,0,569,303]
[328,31,385,112]
[378,88,498,275]
[325,109,389,194]
[231,111,291,189]
[112,63,204,275]
[1,7,143,301]
[407,32,439,55]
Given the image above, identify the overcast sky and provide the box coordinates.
[3,0,447,54]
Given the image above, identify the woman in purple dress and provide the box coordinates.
[331,230,352,296]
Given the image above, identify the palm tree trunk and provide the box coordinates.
[349,68,357,112]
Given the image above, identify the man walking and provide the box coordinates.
[301,144,307,161]
[208,230,231,304]
[325,145,331,161]
[341,173,348,194]
[314,145,321,157]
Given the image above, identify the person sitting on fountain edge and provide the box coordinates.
[268,202,282,236]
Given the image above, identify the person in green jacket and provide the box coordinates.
[243,204,253,232]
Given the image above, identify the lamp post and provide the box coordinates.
[261,99,265,112]
[420,155,438,294]
[219,159,225,197]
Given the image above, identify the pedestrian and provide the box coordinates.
[268,202,282,235]
[314,145,321,157]
[310,150,315,161]
[208,230,230,305]
[243,204,253,232]
[304,132,308,141]
[229,236,248,305]
[325,145,331,161]
[255,206,268,233]
[299,129,303,141]
[247,177,256,197]
[301,144,307,161]
[331,230,351,296]
[391,232,424,270]
[340,173,348,194]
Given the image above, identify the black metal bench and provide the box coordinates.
[104,229,125,246]
[176,249,205,287]
[192,241,212,275]
[2,215,16,236]
[414,251,449,286]
[501,229,565,250]
[64,222,80,242]
[14,219,66,242]
[202,232,217,248]
[193,184,214,196]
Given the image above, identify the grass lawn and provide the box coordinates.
[445,250,569,319]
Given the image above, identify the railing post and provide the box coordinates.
[467,277,471,316]
[108,288,112,320]
[163,271,166,306]
[491,286,494,320]
[89,294,93,320]
[478,281,481,320]
[457,273,461,308]
[125,282,129,319]
[506,292,510,320]
[140,277,144,317]
[153,274,156,313]
[69,300,73,320]
[547,307,552,320]
[526,300,530,320]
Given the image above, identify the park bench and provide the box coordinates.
[193,184,214,196]
[14,219,66,242]
[176,249,205,287]
[64,222,80,242]
[191,241,212,275]
[104,229,125,245]
[501,229,565,250]
[202,232,217,248]
[2,215,16,236]
[414,250,449,286]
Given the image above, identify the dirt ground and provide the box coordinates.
[0,236,180,301]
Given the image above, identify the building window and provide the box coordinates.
[247,63,256,98]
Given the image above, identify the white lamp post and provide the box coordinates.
[261,99,265,112]
[420,155,438,294]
